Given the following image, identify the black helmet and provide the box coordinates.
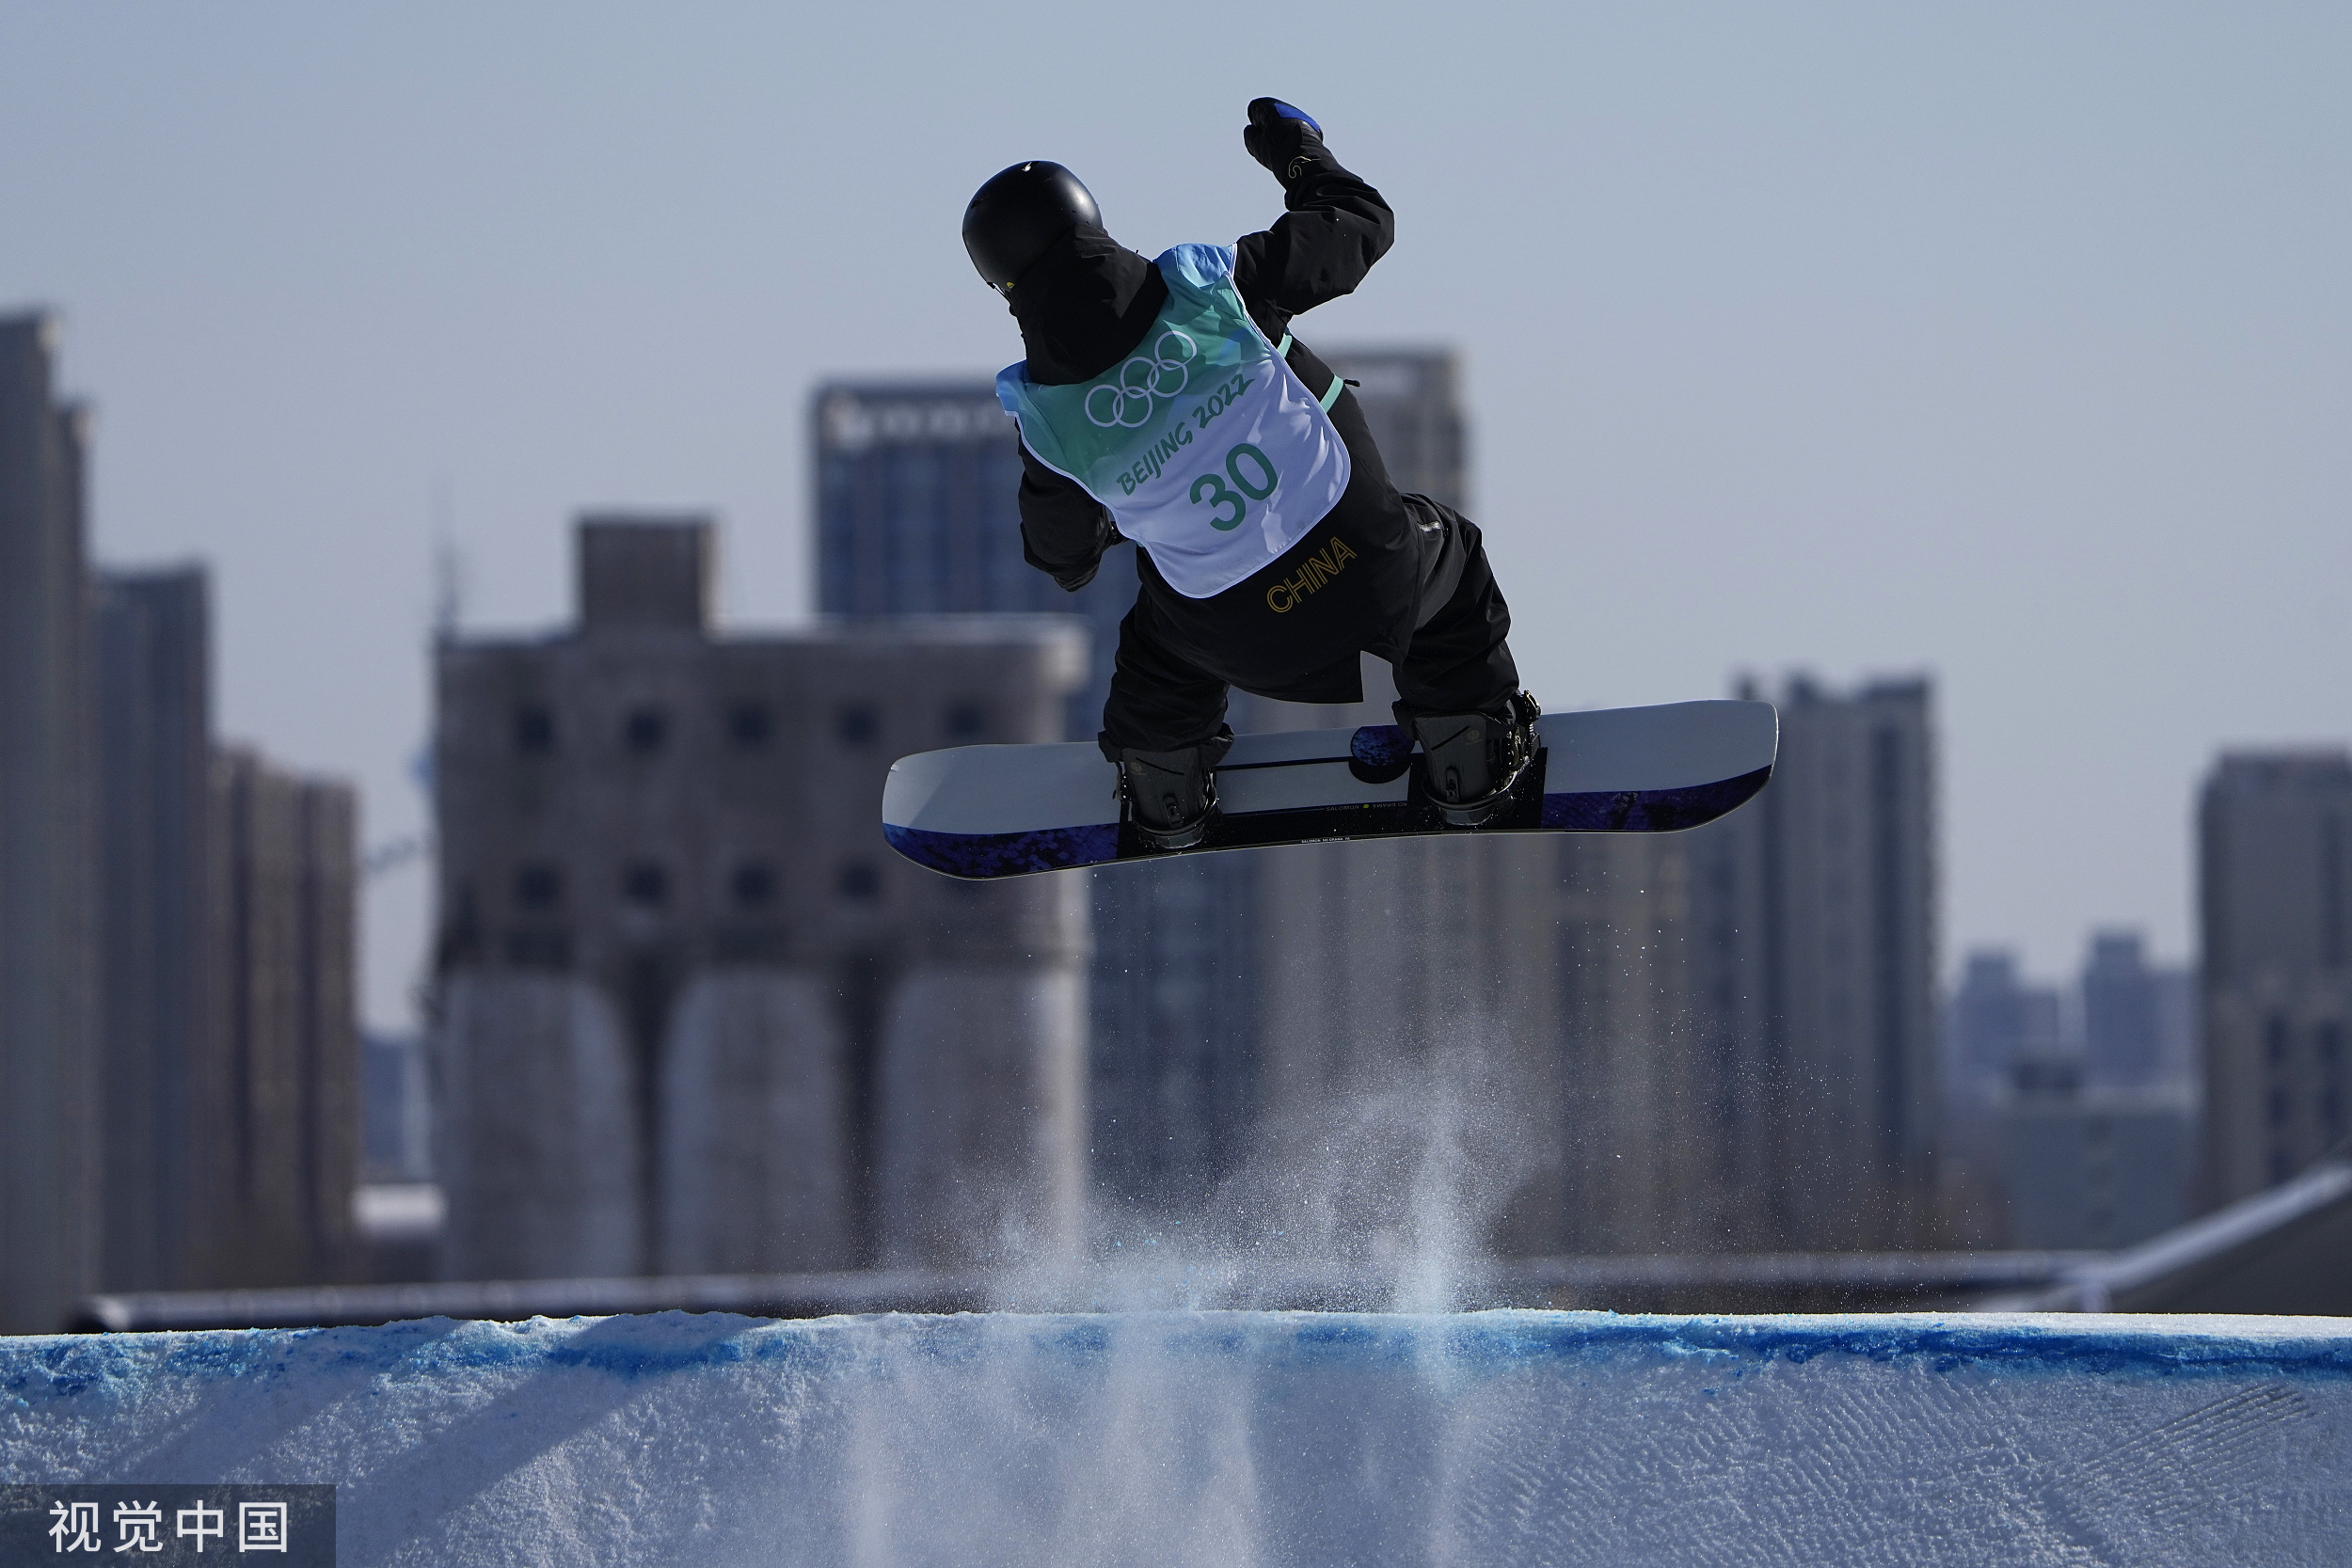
[961,162,1100,292]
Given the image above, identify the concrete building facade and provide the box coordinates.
[1202,348,1490,1207]
[1939,947,2062,1243]
[92,566,215,1291]
[1940,931,2200,1249]
[1682,674,1942,1249]
[0,311,99,1332]
[3,318,362,1322]
[1073,348,1476,1222]
[1947,951,2064,1102]
[1485,833,1704,1255]
[810,378,1259,1218]
[2200,751,2352,1206]
[812,382,1137,736]
[90,561,362,1294]
[1232,352,1733,1258]
[433,517,1089,1279]
[1999,1064,2195,1250]
[2083,929,2167,1088]
[208,746,362,1288]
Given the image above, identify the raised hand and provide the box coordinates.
[1243,99,1330,188]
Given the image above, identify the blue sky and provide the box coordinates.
[5,2,2345,1027]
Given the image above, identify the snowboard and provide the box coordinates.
[882,699,1777,880]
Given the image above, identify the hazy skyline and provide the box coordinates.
[5,3,2345,1029]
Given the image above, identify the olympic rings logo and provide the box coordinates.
[1083,331,1199,428]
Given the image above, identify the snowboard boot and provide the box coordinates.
[1409,692,1540,828]
[1117,742,1222,850]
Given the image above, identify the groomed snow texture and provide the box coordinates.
[5,1310,2350,1566]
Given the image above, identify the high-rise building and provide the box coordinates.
[1203,347,1494,1212]
[811,379,1257,1218]
[92,566,215,1291]
[2200,751,2352,1206]
[812,384,1039,616]
[206,746,362,1287]
[2155,965,2200,1098]
[1999,931,2196,1250]
[2083,930,2167,1089]
[1321,348,1468,513]
[93,562,364,1294]
[1683,674,1941,1249]
[2000,1056,2195,1250]
[0,311,99,1332]
[1084,846,1262,1215]
[1233,351,1740,1259]
[1505,833,1702,1255]
[3,317,360,1322]
[1937,948,2060,1243]
[433,517,1089,1278]
[1947,951,2064,1100]
[1939,934,2199,1250]
[813,382,1137,736]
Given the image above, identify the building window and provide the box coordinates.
[836,704,880,747]
[439,880,485,967]
[728,703,772,751]
[514,863,564,911]
[837,861,880,901]
[731,862,775,909]
[944,698,986,739]
[712,924,787,963]
[2269,1149,2296,1187]
[2265,1014,2291,1067]
[625,706,668,755]
[515,704,555,754]
[623,863,670,908]
[2267,1087,2292,1129]
[502,928,573,970]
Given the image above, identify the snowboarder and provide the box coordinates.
[964,99,1535,847]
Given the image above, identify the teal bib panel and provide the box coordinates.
[997,245,1352,600]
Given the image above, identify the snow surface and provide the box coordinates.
[4,1309,2349,1566]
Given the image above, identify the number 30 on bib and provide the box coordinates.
[1190,443,1279,532]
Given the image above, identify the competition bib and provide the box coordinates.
[997,245,1351,600]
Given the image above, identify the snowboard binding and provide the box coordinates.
[1408,692,1542,828]
[1115,736,1227,850]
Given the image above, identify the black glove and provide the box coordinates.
[1050,515,1124,594]
[1243,98,1331,189]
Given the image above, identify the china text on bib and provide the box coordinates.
[996,245,1351,600]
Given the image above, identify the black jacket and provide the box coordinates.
[1007,158,1396,591]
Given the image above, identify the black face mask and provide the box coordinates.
[1005,224,1169,388]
